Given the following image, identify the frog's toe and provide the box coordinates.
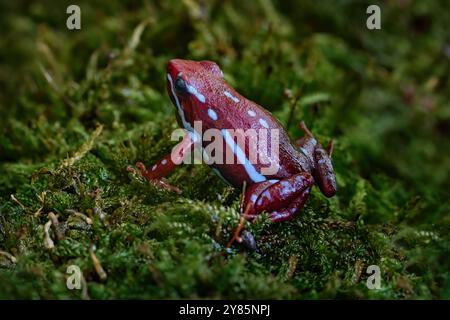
[126,165,137,173]
[135,162,147,174]
[151,178,182,194]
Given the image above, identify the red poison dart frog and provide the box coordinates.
[130,59,337,247]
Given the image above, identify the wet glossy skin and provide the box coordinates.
[166,60,308,187]
[132,59,336,224]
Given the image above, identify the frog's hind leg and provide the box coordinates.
[226,173,314,247]
[127,132,195,193]
[226,180,276,248]
[248,173,314,219]
[268,186,311,222]
[295,121,337,197]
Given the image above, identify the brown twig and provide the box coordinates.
[44,220,54,249]
[287,255,298,279]
[0,251,17,264]
[225,182,248,248]
[65,209,93,225]
[352,260,365,284]
[60,125,103,169]
[286,86,303,130]
[33,191,47,217]
[48,212,64,241]
[89,244,107,281]
[10,194,30,213]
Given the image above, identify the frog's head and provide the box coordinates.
[166,59,224,131]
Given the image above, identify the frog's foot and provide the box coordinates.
[295,122,337,198]
[299,120,314,138]
[127,161,182,194]
[226,173,314,247]
[127,132,196,194]
[327,140,334,157]
[312,143,337,197]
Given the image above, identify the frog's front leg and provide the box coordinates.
[226,173,314,247]
[128,132,195,193]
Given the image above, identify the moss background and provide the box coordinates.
[0,0,449,299]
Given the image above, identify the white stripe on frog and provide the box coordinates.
[167,73,201,143]
[187,84,206,103]
[208,109,218,120]
[221,129,266,183]
[259,118,269,129]
[224,90,240,103]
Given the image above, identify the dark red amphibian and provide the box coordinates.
[130,59,337,245]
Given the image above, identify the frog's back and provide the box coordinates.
[166,59,306,186]
[201,82,305,186]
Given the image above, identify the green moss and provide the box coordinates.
[0,0,449,299]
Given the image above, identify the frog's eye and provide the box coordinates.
[174,75,188,95]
